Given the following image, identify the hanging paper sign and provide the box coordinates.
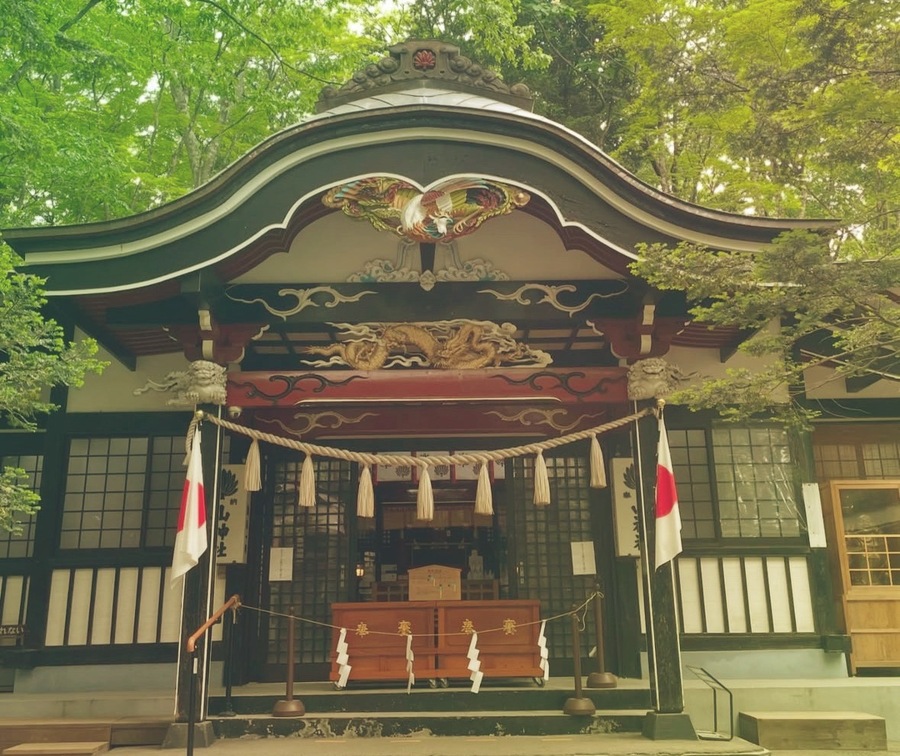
[454,453,504,481]
[216,465,250,564]
[376,451,506,482]
[570,541,597,576]
[610,457,641,558]
[802,483,827,548]
[268,547,294,582]
[375,454,413,483]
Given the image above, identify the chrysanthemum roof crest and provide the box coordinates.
[316,39,533,112]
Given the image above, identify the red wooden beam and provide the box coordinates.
[227,367,629,408]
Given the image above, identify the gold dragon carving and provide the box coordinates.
[303,320,552,370]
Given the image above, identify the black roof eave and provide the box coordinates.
[3,105,837,255]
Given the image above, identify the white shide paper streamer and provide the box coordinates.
[538,619,550,681]
[405,634,415,694]
[467,631,484,693]
[335,627,352,689]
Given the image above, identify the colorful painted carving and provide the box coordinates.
[302,320,552,370]
[322,177,530,243]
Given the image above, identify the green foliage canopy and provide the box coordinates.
[0,0,897,531]
[593,0,900,422]
[0,0,384,226]
[0,242,106,532]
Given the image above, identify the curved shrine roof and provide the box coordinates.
[0,41,839,371]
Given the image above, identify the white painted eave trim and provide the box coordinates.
[27,125,813,296]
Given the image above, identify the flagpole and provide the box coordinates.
[635,400,696,740]
[165,406,223,749]
[200,404,224,721]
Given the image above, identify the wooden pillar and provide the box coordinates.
[633,407,696,739]
[24,382,70,655]
[794,426,844,649]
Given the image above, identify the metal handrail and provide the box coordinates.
[185,594,241,756]
[686,665,733,741]
[187,594,241,653]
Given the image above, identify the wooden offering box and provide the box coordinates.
[436,600,543,682]
[330,601,437,684]
[330,599,543,687]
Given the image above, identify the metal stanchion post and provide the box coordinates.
[587,586,617,688]
[563,604,596,716]
[272,609,305,717]
[187,652,197,756]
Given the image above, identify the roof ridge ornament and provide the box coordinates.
[316,39,533,112]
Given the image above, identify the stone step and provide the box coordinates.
[0,720,168,756]
[209,686,651,715]
[2,743,108,756]
[738,710,887,750]
[211,709,649,738]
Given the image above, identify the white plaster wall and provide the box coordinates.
[65,336,191,413]
[236,210,619,284]
[455,213,619,280]
[666,324,790,404]
[238,211,399,283]
[804,365,900,400]
[670,325,897,403]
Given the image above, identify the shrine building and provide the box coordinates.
[1,41,898,720]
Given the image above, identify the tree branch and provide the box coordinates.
[192,0,339,86]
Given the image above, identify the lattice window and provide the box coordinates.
[668,424,802,540]
[508,455,595,660]
[813,424,900,481]
[268,457,353,665]
[667,430,715,539]
[60,436,195,550]
[862,444,900,478]
[836,483,900,587]
[713,426,801,537]
[0,454,43,559]
[814,443,865,479]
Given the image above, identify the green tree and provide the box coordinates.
[400,0,550,71]
[0,0,383,227]
[593,0,900,423]
[0,241,107,532]
[632,232,900,427]
[496,0,635,150]
[592,0,900,223]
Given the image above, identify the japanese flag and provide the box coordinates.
[655,415,682,570]
[172,431,208,583]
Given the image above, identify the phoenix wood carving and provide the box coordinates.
[302,320,551,370]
